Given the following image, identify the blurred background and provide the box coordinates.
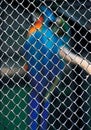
[0,0,91,130]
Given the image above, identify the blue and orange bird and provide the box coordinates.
[23,5,70,130]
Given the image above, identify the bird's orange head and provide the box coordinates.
[27,16,44,37]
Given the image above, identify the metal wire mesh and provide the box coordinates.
[0,0,91,130]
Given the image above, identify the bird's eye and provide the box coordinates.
[32,16,37,23]
[31,12,41,23]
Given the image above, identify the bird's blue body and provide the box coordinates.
[24,6,70,130]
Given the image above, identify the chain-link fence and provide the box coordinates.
[0,0,91,130]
